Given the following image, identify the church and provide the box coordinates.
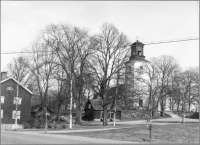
[124,40,149,109]
[83,40,150,121]
[107,39,150,110]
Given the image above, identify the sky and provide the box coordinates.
[1,1,199,72]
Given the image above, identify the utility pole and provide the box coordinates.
[45,107,47,133]
[69,68,73,129]
[15,77,19,131]
[114,59,120,127]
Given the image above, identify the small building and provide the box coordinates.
[83,99,121,121]
[31,104,54,119]
[1,72,33,130]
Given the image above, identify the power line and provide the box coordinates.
[1,37,199,54]
[144,37,199,45]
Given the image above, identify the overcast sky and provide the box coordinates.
[1,1,199,71]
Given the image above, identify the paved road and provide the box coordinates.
[1,130,137,144]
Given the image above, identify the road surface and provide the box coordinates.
[1,113,198,144]
[1,130,136,144]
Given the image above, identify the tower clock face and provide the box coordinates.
[137,46,142,51]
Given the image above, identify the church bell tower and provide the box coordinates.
[129,40,146,61]
[125,40,149,108]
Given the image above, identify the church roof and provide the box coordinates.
[131,40,144,46]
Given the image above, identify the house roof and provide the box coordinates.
[31,104,54,113]
[88,99,121,111]
[31,104,42,112]
[1,77,33,95]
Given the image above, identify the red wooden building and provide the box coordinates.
[1,72,32,129]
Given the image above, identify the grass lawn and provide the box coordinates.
[57,123,199,143]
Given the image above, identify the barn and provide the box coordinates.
[1,72,33,130]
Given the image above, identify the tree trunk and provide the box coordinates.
[161,98,165,117]
[188,86,191,112]
[182,101,184,112]
[75,109,81,125]
[170,97,172,110]
[152,106,158,117]
[75,98,82,125]
[103,106,108,126]
[177,100,180,111]
[177,90,181,111]
[57,104,61,123]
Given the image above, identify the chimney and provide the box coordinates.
[1,72,7,81]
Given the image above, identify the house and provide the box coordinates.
[1,72,33,130]
[83,99,121,121]
[31,104,54,119]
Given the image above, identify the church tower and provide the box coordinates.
[125,40,149,108]
[129,40,146,61]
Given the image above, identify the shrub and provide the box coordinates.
[33,118,45,129]
[164,113,171,118]
[23,118,37,129]
[190,112,199,119]
[61,124,67,129]
[23,122,31,129]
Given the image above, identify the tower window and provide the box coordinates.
[138,51,142,55]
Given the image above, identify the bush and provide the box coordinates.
[164,113,171,118]
[61,124,67,129]
[23,118,37,129]
[23,122,31,129]
[190,112,199,119]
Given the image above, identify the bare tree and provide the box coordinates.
[27,39,56,120]
[88,23,130,126]
[137,58,160,117]
[7,56,32,87]
[182,67,199,111]
[52,64,70,123]
[137,56,180,117]
[153,55,179,117]
[41,23,93,125]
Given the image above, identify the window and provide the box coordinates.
[6,87,13,91]
[1,110,3,118]
[1,96,4,104]
[138,51,142,55]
